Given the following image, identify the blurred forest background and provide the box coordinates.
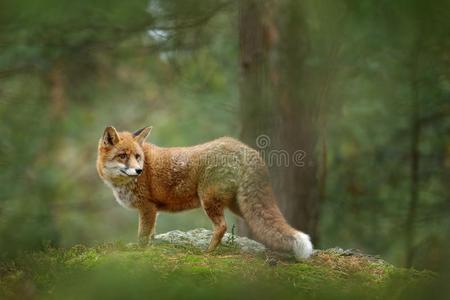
[0,0,448,271]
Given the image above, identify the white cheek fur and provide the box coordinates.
[103,161,126,177]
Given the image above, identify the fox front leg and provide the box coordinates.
[138,205,157,247]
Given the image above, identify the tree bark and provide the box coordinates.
[238,0,321,244]
[405,47,421,267]
[238,0,276,236]
[271,0,321,243]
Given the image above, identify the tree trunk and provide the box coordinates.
[238,0,321,244]
[271,0,321,243]
[238,0,276,236]
[405,49,421,267]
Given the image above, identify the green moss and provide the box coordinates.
[0,243,434,300]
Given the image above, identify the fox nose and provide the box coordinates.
[136,168,143,175]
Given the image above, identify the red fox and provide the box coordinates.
[96,126,313,260]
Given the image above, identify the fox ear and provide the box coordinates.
[133,126,152,145]
[102,126,120,147]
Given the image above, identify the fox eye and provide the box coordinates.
[118,153,127,160]
[135,154,141,160]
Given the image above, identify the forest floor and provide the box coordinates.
[0,239,436,300]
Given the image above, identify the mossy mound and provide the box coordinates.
[0,232,435,300]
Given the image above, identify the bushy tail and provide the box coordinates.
[237,183,313,260]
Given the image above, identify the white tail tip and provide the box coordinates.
[293,232,313,260]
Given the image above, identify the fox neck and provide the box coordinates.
[106,179,138,209]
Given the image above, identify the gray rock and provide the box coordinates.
[151,229,383,263]
[154,228,266,253]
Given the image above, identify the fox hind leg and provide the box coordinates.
[201,198,227,252]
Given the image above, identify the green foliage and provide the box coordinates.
[314,0,450,269]
[0,76,61,258]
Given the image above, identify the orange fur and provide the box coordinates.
[96,126,313,259]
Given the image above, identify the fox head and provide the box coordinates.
[97,126,151,184]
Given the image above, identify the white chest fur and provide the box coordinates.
[110,183,137,209]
